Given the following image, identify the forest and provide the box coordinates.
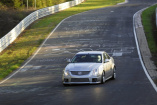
[0,0,72,9]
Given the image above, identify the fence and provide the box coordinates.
[0,0,85,53]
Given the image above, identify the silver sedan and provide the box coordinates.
[62,51,116,85]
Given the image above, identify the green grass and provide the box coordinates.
[0,0,124,80]
[142,4,157,66]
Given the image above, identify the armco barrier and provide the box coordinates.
[156,8,157,27]
[0,0,85,53]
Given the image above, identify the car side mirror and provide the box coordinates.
[104,59,109,63]
[67,59,71,63]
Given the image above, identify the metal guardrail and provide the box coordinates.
[0,0,85,53]
[156,8,157,27]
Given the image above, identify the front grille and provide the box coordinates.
[71,71,90,75]
[71,78,89,82]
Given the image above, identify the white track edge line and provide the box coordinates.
[0,5,95,84]
[133,10,157,92]
[0,0,129,84]
[117,0,128,5]
[0,15,73,84]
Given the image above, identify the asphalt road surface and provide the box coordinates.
[0,0,157,105]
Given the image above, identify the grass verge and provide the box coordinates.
[0,0,124,80]
[142,5,157,65]
[142,4,157,83]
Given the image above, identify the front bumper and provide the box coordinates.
[62,75,101,84]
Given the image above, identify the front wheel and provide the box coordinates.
[63,84,70,86]
[111,67,116,79]
[101,71,105,84]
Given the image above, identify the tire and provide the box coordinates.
[63,83,69,86]
[101,71,105,84]
[111,67,116,80]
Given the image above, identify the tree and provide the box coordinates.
[13,0,22,9]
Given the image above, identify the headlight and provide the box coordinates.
[64,70,70,76]
[92,69,98,76]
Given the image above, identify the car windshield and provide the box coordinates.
[71,54,102,63]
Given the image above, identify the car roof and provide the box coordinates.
[76,51,105,55]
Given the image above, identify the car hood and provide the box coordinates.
[65,63,102,71]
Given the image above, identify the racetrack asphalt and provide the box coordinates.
[0,0,157,105]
